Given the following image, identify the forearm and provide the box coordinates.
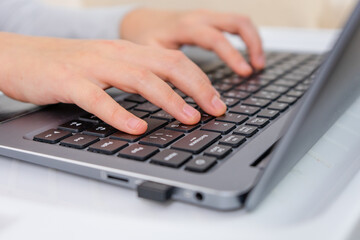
[0,0,137,39]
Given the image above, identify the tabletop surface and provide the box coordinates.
[1,27,360,240]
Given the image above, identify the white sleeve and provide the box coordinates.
[0,0,138,39]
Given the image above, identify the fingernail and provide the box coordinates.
[183,104,198,118]
[127,117,145,130]
[257,55,266,67]
[240,62,253,75]
[211,95,226,111]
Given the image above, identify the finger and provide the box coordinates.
[185,26,253,76]
[105,66,201,125]
[70,81,148,135]
[132,49,227,117]
[207,13,265,70]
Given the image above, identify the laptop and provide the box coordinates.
[0,3,359,211]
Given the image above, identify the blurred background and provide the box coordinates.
[41,0,357,29]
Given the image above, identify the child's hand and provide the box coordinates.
[0,32,226,134]
[121,8,265,75]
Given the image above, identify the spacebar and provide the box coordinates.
[171,130,221,154]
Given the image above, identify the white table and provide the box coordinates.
[1,27,360,240]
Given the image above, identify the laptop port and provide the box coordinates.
[106,174,129,183]
[195,192,204,201]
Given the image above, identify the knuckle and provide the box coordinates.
[165,50,188,67]
[238,15,252,24]
[133,69,152,86]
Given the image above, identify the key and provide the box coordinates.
[201,120,235,134]
[165,121,199,133]
[171,130,220,154]
[295,84,309,91]
[222,76,244,85]
[110,118,167,142]
[88,139,128,155]
[242,98,271,108]
[60,134,99,149]
[229,105,260,116]
[58,120,89,133]
[213,83,233,92]
[273,79,298,87]
[246,78,270,87]
[268,102,289,112]
[151,110,175,121]
[135,102,161,113]
[118,144,159,161]
[204,144,232,159]
[184,97,196,104]
[234,125,258,137]
[174,89,186,98]
[139,129,183,148]
[130,110,149,119]
[79,113,101,124]
[245,117,269,128]
[236,84,261,93]
[253,91,280,100]
[200,111,214,123]
[221,97,240,107]
[219,134,246,147]
[278,96,297,105]
[222,90,250,99]
[151,149,192,168]
[185,156,217,173]
[33,129,72,144]
[118,101,137,110]
[125,94,147,103]
[215,113,248,125]
[286,90,304,98]
[83,124,116,137]
[257,109,280,120]
[264,85,289,94]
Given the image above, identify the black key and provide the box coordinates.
[33,129,72,144]
[222,90,250,100]
[268,102,289,112]
[130,110,149,119]
[151,149,192,168]
[234,125,258,137]
[221,97,240,107]
[204,144,232,159]
[118,144,159,161]
[222,76,244,85]
[171,130,220,154]
[174,89,186,98]
[263,85,289,94]
[229,105,260,116]
[58,120,89,133]
[185,156,217,173]
[242,98,271,108]
[201,120,235,134]
[295,84,309,91]
[257,109,280,120]
[79,113,101,124]
[245,117,269,128]
[139,129,183,148]
[88,139,128,155]
[165,121,199,133]
[125,94,147,103]
[83,124,116,137]
[213,83,233,92]
[60,134,99,149]
[151,110,175,121]
[184,97,196,104]
[219,135,246,147]
[236,84,261,93]
[286,90,304,98]
[253,91,280,100]
[110,118,167,142]
[278,96,297,105]
[273,79,298,87]
[200,111,214,123]
[216,113,248,125]
[135,102,160,113]
[246,78,271,87]
[118,101,137,110]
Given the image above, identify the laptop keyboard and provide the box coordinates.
[32,51,323,173]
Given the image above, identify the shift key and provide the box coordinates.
[171,130,221,154]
